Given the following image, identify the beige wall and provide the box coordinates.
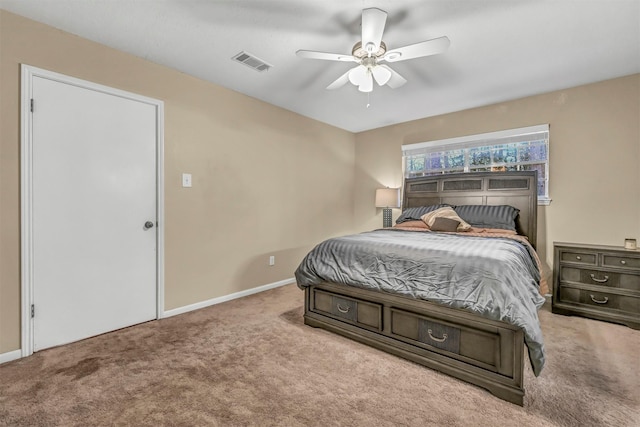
[354,74,640,280]
[0,11,355,353]
[2,10,639,357]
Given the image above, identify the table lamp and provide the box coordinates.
[375,187,400,228]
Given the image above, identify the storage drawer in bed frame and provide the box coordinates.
[311,289,382,331]
[304,282,525,406]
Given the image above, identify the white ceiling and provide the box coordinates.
[1,0,639,132]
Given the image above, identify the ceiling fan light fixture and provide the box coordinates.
[358,72,374,92]
[349,65,367,85]
[371,65,392,86]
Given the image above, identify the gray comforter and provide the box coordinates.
[295,229,546,376]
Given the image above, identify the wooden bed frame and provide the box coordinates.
[303,171,538,405]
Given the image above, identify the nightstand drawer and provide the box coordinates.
[559,250,597,265]
[558,287,640,313]
[559,266,640,291]
[602,254,640,270]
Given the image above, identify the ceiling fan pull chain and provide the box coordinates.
[366,91,371,108]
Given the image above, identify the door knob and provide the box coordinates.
[144,221,155,230]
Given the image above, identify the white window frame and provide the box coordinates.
[401,124,551,205]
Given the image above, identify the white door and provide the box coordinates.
[31,75,158,351]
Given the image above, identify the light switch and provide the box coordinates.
[182,173,192,188]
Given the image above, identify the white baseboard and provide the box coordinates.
[0,280,552,364]
[162,277,296,318]
[1,278,297,362]
[0,349,22,365]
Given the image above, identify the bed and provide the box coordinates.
[295,171,545,405]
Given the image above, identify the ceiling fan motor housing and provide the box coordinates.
[352,41,387,59]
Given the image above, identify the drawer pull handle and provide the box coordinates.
[576,256,582,260]
[336,303,350,313]
[620,260,627,265]
[590,274,609,283]
[427,329,448,343]
[590,295,609,304]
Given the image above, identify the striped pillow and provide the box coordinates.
[396,204,448,224]
[453,205,520,232]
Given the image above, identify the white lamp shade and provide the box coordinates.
[375,188,400,208]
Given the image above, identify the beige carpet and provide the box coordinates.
[0,284,638,426]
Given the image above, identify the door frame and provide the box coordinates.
[20,65,165,357]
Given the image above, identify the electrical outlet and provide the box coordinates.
[269,255,275,266]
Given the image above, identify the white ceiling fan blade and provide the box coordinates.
[358,71,373,92]
[361,8,387,54]
[383,36,451,62]
[380,65,407,89]
[296,50,357,62]
[326,68,354,90]
[349,65,368,85]
[371,65,392,86]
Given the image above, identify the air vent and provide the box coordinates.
[232,51,272,72]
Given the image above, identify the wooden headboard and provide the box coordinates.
[403,171,538,249]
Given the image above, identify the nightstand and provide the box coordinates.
[552,242,640,329]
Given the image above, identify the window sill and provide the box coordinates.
[538,197,552,206]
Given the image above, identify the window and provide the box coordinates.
[402,125,550,204]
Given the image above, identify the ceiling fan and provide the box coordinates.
[296,8,450,93]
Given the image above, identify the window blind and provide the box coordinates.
[401,125,549,156]
[401,125,550,204]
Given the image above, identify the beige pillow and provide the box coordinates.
[421,207,472,232]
